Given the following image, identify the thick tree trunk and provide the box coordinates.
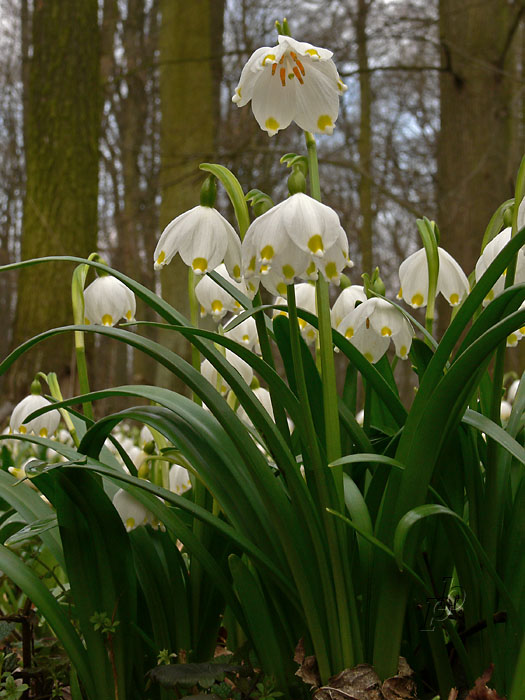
[156,0,224,392]
[437,0,522,275]
[9,0,100,399]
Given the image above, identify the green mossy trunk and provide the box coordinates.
[156,0,225,392]
[9,0,100,398]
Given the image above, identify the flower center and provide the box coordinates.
[263,50,306,87]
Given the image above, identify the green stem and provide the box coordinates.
[44,372,80,447]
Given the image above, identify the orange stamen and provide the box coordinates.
[280,67,286,86]
[293,66,304,84]
[272,63,277,76]
[279,55,285,64]
[295,58,305,75]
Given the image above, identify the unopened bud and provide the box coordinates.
[200,175,217,208]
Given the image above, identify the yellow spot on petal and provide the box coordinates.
[308,235,324,255]
[485,289,495,303]
[192,257,208,273]
[520,326,525,334]
[365,352,374,362]
[276,283,287,295]
[306,261,317,276]
[306,48,320,58]
[298,318,307,329]
[397,287,403,299]
[156,250,166,266]
[400,345,408,358]
[262,53,276,66]
[325,262,337,279]
[233,264,241,279]
[200,305,205,316]
[260,244,275,261]
[345,328,354,339]
[282,264,295,279]
[39,427,48,438]
[242,335,250,343]
[19,425,27,435]
[260,264,270,274]
[211,300,223,315]
[84,317,90,325]
[126,310,133,320]
[449,293,460,305]
[125,517,136,532]
[102,314,113,326]
[508,333,518,347]
[265,117,280,133]
[411,293,424,307]
[317,115,334,132]
[381,327,392,337]
[307,330,315,339]
[248,256,256,272]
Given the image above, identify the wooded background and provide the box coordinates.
[1,0,524,419]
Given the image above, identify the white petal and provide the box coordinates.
[350,323,390,363]
[437,248,469,306]
[293,61,340,134]
[178,208,228,274]
[278,36,333,62]
[398,249,429,308]
[251,65,296,136]
[331,285,366,329]
[153,207,197,268]
[281,193,341,257]
[232,46,274,106]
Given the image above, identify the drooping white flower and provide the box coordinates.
[275,282,318,345]
[154,206,241,280]
[201,350,254,395]
[194,263,247,321]
[338,297,414,362]
[500,400,512,422]
[242,193,351,294]
[224,316,260,353]
[84,275,136,326]
[475,228,525,306]
[507,378,521,404]
[232,35,347,137]
[10,395,61,438]
[331,285,367,330]
[113,488,155,532]
[398,247,469,309]
[237,387,275,426]
[169,463,192,495]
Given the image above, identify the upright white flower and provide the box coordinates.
[10,395,61,438]
[84,275,136,326]
[113,488,155,532]
[338,297,413,362]
[194,264,247,321]
[169,463,192,495]
[275,282,318,345]
[242,193,351,294]
[331,285,367,330]
[154,206,241,280]
[232,35,347,137]
[398,247,469,309]
[475,228,525,306]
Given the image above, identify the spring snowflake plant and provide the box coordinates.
[1,17,525,700]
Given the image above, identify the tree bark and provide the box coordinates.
[156,0,225,392]
[9,0,100,399]
[437,0,522,275]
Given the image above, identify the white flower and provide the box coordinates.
[338,297,414,362]
[154,206,241,280]
[232,35,347,137]
[169,464,192,495]
[194,264,247,321]
[500,400,512,422]
[224,316,260,353]
[140,425,154,446]
[113,488,155,532]
[237,387,275,426]
[507,379,520,404]
[201,350,254,395]
[331,285,367,330]
[10,395,61,437]
[475,228,525,306]
[398,247,469,308]
[242,193,351,294]
[275,282,318,345]
[84,275,136,326]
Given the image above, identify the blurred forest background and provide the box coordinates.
[1,0,524,420]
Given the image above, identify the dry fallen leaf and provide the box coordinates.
[465,665,506,700]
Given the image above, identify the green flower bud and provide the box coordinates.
[199,175,217,208]
[362,267,386,298]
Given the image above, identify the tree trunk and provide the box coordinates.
[156,0,224,392]
[437,0,522,275]
[9,0,100,399]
